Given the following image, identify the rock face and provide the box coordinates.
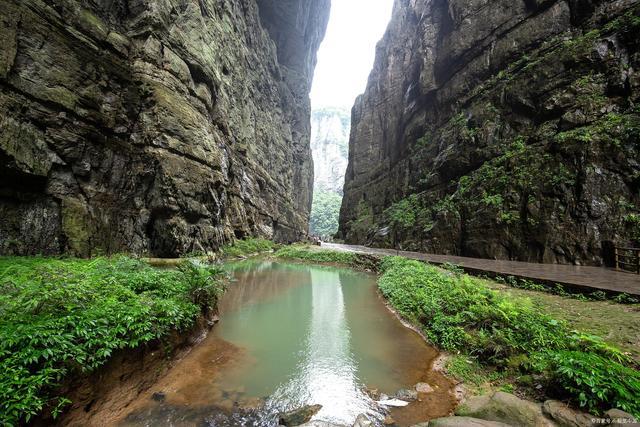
[311,107,350,194]
[0,0,329,256]
[338,0,640,265]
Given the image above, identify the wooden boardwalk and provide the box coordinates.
[322,243,640,296]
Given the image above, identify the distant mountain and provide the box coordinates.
[309,107,350,238]
[311,107,350,195]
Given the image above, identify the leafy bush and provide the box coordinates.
[310,191,342,238]
[274,246,356,264]
[221,238,277,257]
[0,256,225,424]
[378,256,640,416]
[538,351,640,416]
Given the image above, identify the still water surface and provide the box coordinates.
[122,259,448,426]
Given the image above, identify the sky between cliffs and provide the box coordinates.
[310,0,394,109]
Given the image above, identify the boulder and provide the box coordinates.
[455,392,554,427]
[279,404,323,426]
[605,409,639,427]
[427,416,513,426]
[542,400,594,427]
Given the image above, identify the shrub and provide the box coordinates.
[539,351,640,416]
[274,246,356,264]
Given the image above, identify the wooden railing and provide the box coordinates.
[615,246,640,274]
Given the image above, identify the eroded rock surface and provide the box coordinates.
[0,0,329,256]
[338,0,640,265]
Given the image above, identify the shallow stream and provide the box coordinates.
[120,259,454,426]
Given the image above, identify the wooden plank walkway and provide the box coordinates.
[322,243,640,296]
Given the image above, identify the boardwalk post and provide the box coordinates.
[615,246,619,270]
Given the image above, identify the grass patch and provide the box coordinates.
[221,238,278,258]
[485,273,640,304]
[378,257,640,416]
[445,355,506,391]
[274,246,357,264]
[0,256,225,424]
[484,280,640,363]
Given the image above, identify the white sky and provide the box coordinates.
[310,0,394,109]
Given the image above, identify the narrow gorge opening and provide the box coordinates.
[308,0,393,241]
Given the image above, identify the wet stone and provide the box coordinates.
[151,392,165,402]
[278,404,323,426]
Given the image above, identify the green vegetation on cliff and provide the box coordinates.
[0,256,225,424]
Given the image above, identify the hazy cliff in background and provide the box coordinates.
[310,107,349,237]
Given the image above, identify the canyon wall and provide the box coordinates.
[339,0,640,265]
[0,0,329,257]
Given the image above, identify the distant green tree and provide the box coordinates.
[310,191,342,238]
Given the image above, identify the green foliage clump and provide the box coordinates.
[445,355,505,388]
[0,256,225,425]
[378,257,640,416]
[347,200,375,239]
[555,112,640,148]
[386,194,425,229]
[537,351,640,416]
[221,238,277,258]
[274,246,356,264]
[378,257,567,358]
[310,191,342,238]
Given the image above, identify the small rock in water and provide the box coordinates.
[362,386,381,400]
[395,388,418,401]
[415,382,435,394]
[383,415,396,425]
[379,393,389,401]
[278,404,323,426]
[353,414,374,427]
[151,391,166,402]
[378,398,410,407]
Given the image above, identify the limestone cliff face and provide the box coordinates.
[311,107,350,194]
[339,0,640,265]
[0,0,329,256]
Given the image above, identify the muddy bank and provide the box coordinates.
[36,311,219,427]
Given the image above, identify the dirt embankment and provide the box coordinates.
[34,312,219,427]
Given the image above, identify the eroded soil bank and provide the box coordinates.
[38,312,219,427]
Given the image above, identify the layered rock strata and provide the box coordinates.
[0,0,329,256]
[339,0,640,264]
